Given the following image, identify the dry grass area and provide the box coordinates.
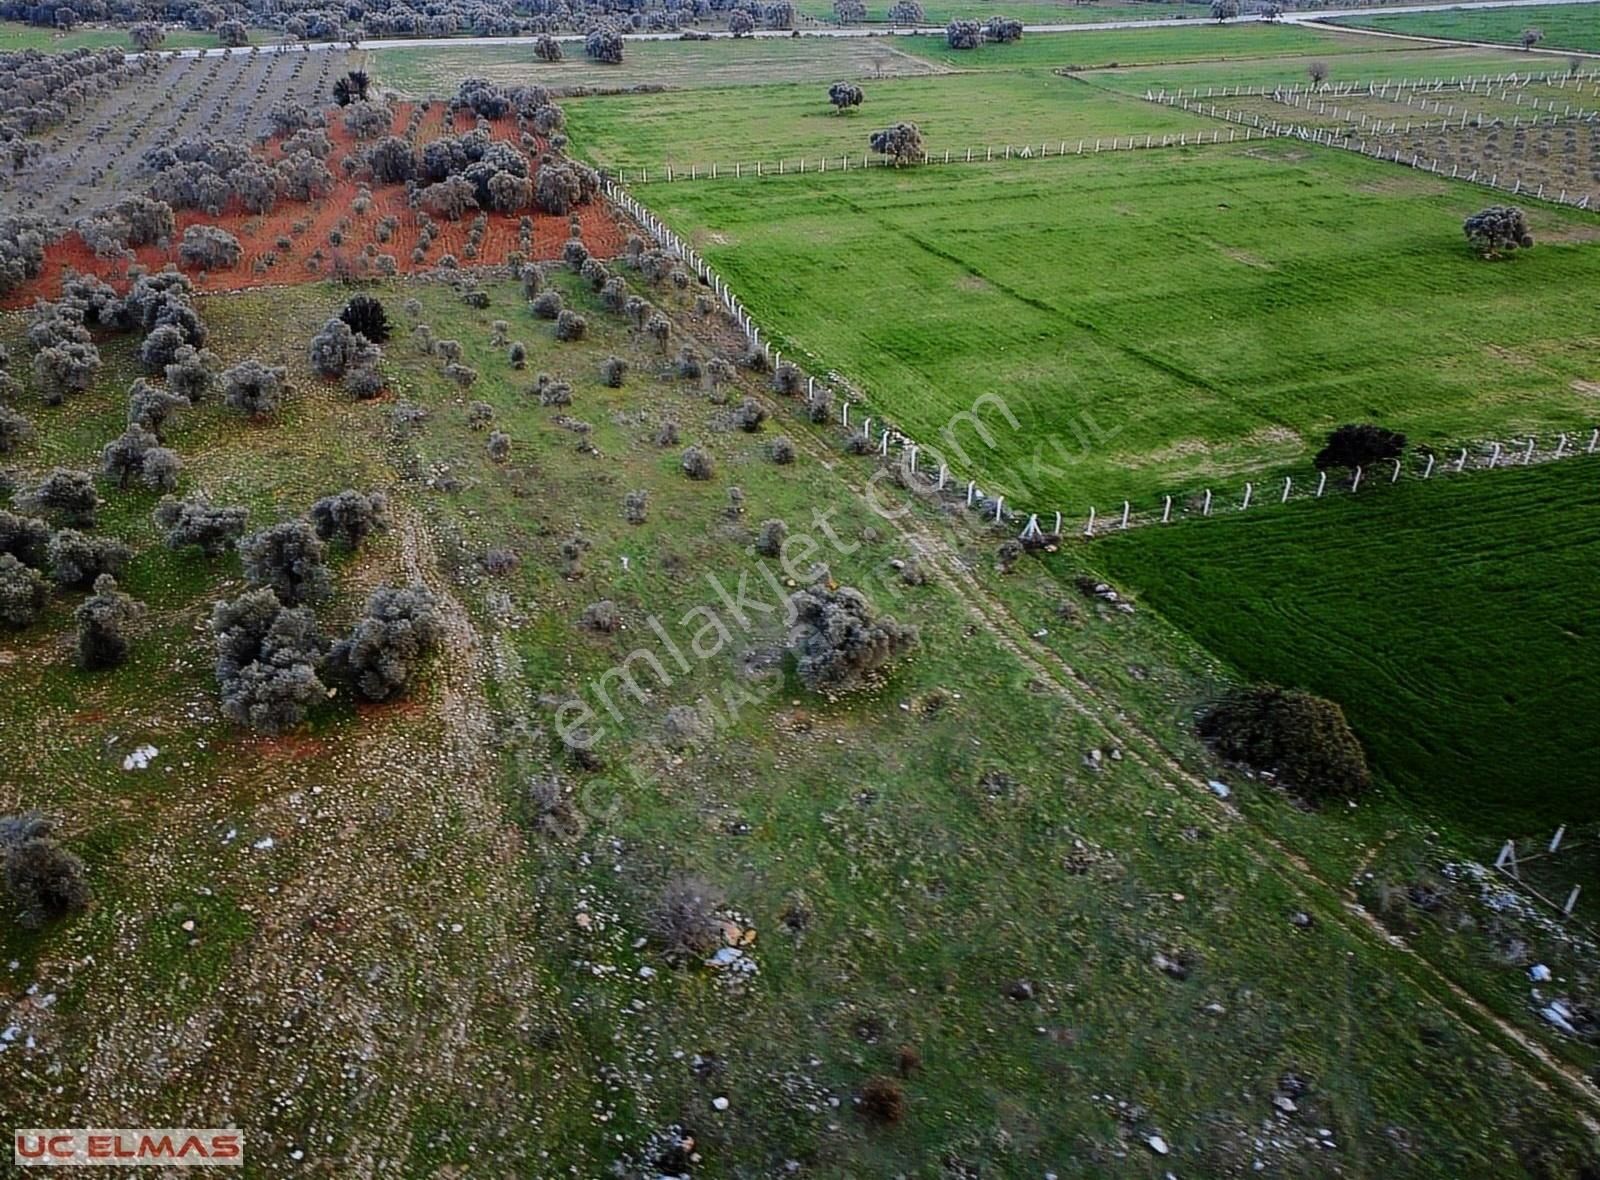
[367,36,946,99]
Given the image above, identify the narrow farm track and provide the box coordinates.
[773,413,1600,1127]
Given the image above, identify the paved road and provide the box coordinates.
[142,0,1600,58]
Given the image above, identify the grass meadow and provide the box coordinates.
[565,70,1223,171]
[637,141,1600,510]
[6,275,1594,1173]
[0,19,263,51]
[790,0,1205,24]
[368,35,944,96]
[1092,458,1600,836]
[1330,3,1600,55]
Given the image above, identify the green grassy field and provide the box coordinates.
[793,0,1205,24]
[637,142,1600,510]
[368,35,944,96]
[896,20,1396,68]
[566,69,1223,171]
[1330,2,1600,54]
[1092,459,1600,835]
[6,275,1596,1174]
[0,19,264,51]
[1087,42,1562,95]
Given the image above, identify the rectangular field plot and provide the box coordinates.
[368,35,944,97]
[1090,44,1559,96]
[895,21,1395,70]
[1092,459,1600,835]
[1330,2,1600,55]
[641,141,1600,508]
[790,0,1201,24]
[566,70,1224,172]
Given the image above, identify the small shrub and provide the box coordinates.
[755,518,787,557]
[655,420,681,447]
[788,585,918,693]
[554,310,587,342]
[531,290,563,320]
[487,430,512,463]
[859,1076,906,1125]
[682,445,714,480]
[623,489,648,524]
[733,398,768,433]
[1198,684,1370,802]
[580,599,622,633]
[648,876,725,958]
[769,436,797,465]
[600,356,627,387]
[2,829,91,927]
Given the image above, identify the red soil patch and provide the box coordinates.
[249,733,328,762]
[7,104,626,308]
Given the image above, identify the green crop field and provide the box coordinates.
[1330,2,1600,54]
[368,35,946,96]
[566,70,1224,171]
[1092,459,1600,835]
[635,142,1600,510]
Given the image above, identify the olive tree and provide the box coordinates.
[74,574,141,669]
[869,122,924,166]
[1464,205,1533,257]
[211,588,327,734]
[326,583,445,702]
[239,520,331,606]
[787,584,919,693]
[222,360,288,418]
[828,82,864,114]
[309,489,389,549]
[153,496,247,556]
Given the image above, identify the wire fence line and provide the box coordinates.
[1149,91,1597,209]
[1155,65,1600,103]
[609,126,1276,185]
[606,178,1598,548]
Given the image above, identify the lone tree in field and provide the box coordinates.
[239,520,331,606]
[1,814,91,928]
[211,589,327,734]
[75,574,141,670]
[829,82,864,114]
[585,24,625,64]
[1520,25,1544,50]
[946,19,982,49]
[326,584,444,703]
[984,16,1023,43]
[870,122,924,166]
[788,584,919,694]
[1464,205,1533,257]
[729,9,755,36]
[1198,684,1370,802]
[887,0,924,23]
[834,0,866,23]
[129,22,165,50]
[1314,424,1406,471]
[1308,60,1329,86]
[1211,0,1239,20]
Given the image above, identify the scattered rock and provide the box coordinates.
[1005,979,1035,1002]
[122,744,159,771]
[1147,1134,1169,1155]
